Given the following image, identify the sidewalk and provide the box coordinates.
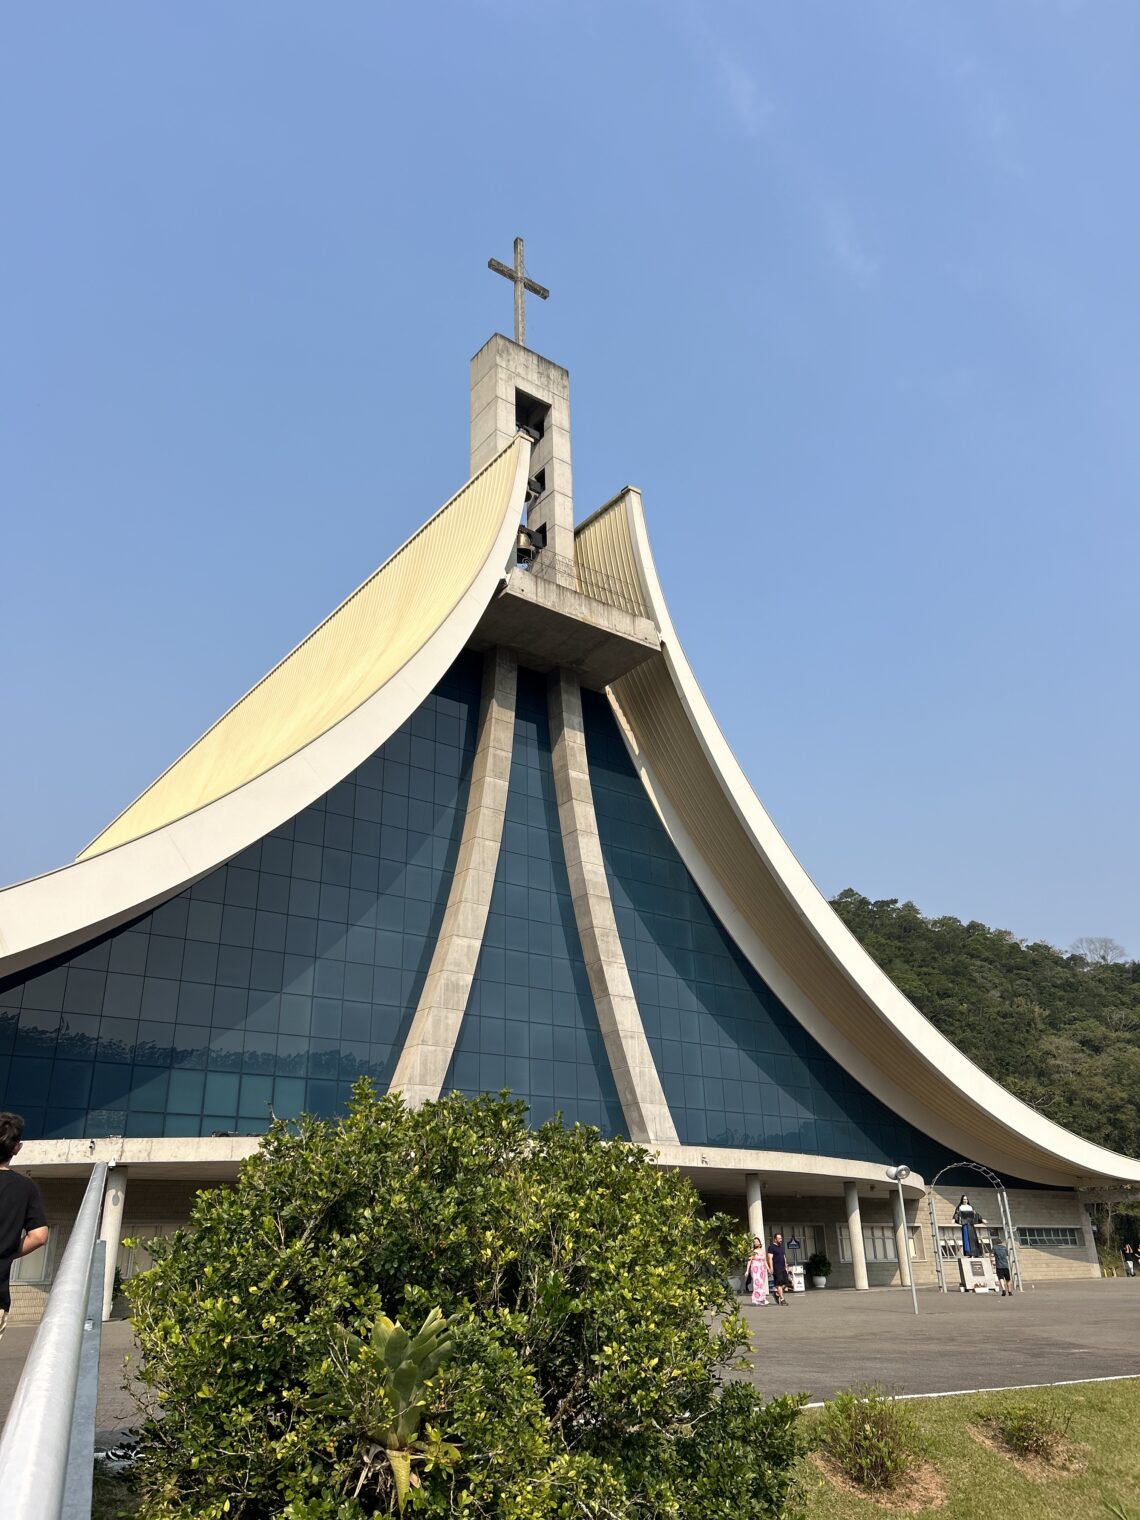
[0,1319,141,1447]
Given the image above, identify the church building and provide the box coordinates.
[4,246,1137,1321]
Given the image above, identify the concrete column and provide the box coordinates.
[890,1187,913,1287]
[98,1167,127,1322]
[391,648,517,1105]
[547,668,678,1145]
[1077,1191,1103,1278]
[745,1173,766,1247]
[844,1181,869,1291]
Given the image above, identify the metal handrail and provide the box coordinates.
[0,1162,108,1519]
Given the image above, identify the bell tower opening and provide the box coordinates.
[470,336,575,586]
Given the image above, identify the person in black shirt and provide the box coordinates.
[0,1112,49,1343]
[768,1232,792,1307]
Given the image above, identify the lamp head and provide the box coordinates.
[886,1165,912,1183]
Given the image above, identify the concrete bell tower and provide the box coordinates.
[471,239,575,588]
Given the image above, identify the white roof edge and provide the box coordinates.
[650,1142,927,1194]
[0,442,530,978]
[614,488,1140,1187]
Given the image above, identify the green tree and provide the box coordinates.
[831,889,1140,1159]
[126,1084,803,1519]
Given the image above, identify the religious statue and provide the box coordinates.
[953,1194,984,1257]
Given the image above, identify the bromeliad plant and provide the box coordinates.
[315,1307,459,1512]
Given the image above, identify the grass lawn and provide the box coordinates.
[795,1379,1140,1519]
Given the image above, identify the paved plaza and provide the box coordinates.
[1,1281,1137,1447]
[737,1279,1140,1402]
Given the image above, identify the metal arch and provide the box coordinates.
[925,1159,1024,1293]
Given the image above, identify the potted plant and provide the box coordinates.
[807,1251,832,1289]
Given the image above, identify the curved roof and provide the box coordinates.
[0,437,530,975]
[575,490,1140,1188]
[81,439,529,859]
[5,425,1137,1189]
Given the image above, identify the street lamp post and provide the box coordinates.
[886,1166,920,1316]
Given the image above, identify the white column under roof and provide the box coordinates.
[844,1181,870,1291]
[890,1186,913,1288]
[98,1168,127,1322]
[746,1173,766,1249]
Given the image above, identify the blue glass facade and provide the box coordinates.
[581,689,952,1175]
[0,654,484,1140]
[444,670,627,1136]
[0,646,960,1171]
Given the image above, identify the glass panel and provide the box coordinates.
[582,688,956,1174]
[865,1224,897,1261]
[444,670,627,1137]
[767,1222,823,1261]
[1016,1226,1082,1248]
[9,1235,53,1284]
[837,1225,897,1263]
[0,654,482,1139]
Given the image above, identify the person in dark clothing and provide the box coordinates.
[768,1232,792,1307]
[0,1113,49,1344]
[1123,1243,1136,1279]
[991,1238,1013,1296]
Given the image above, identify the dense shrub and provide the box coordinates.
[818,1386,924,1491]
[126,1083,804,1519]
[984,1402,1071,1461]
[678,1380,804,1518]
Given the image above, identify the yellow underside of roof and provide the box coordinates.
[80,438,526,860]
[574,493,652,618]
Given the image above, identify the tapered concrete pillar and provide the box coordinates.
[745,1173,766,1248]
[391,648,518,1105]
[890,1187,913,1288]
[98,1167,127,1322]
[547,668,678,1144]
[844,1181,869,1291]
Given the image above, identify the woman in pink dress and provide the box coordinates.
[746,1235,768,1305]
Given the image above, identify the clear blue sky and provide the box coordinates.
[3,3,1137,955]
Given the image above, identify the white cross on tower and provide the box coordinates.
[487,236,549,348]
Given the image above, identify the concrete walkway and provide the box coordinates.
[2,1281,1137,1447]
[0,1320,141,1447]
[737,1279,1140,1401]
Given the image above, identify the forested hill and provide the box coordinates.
[829,890,1140,1161]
